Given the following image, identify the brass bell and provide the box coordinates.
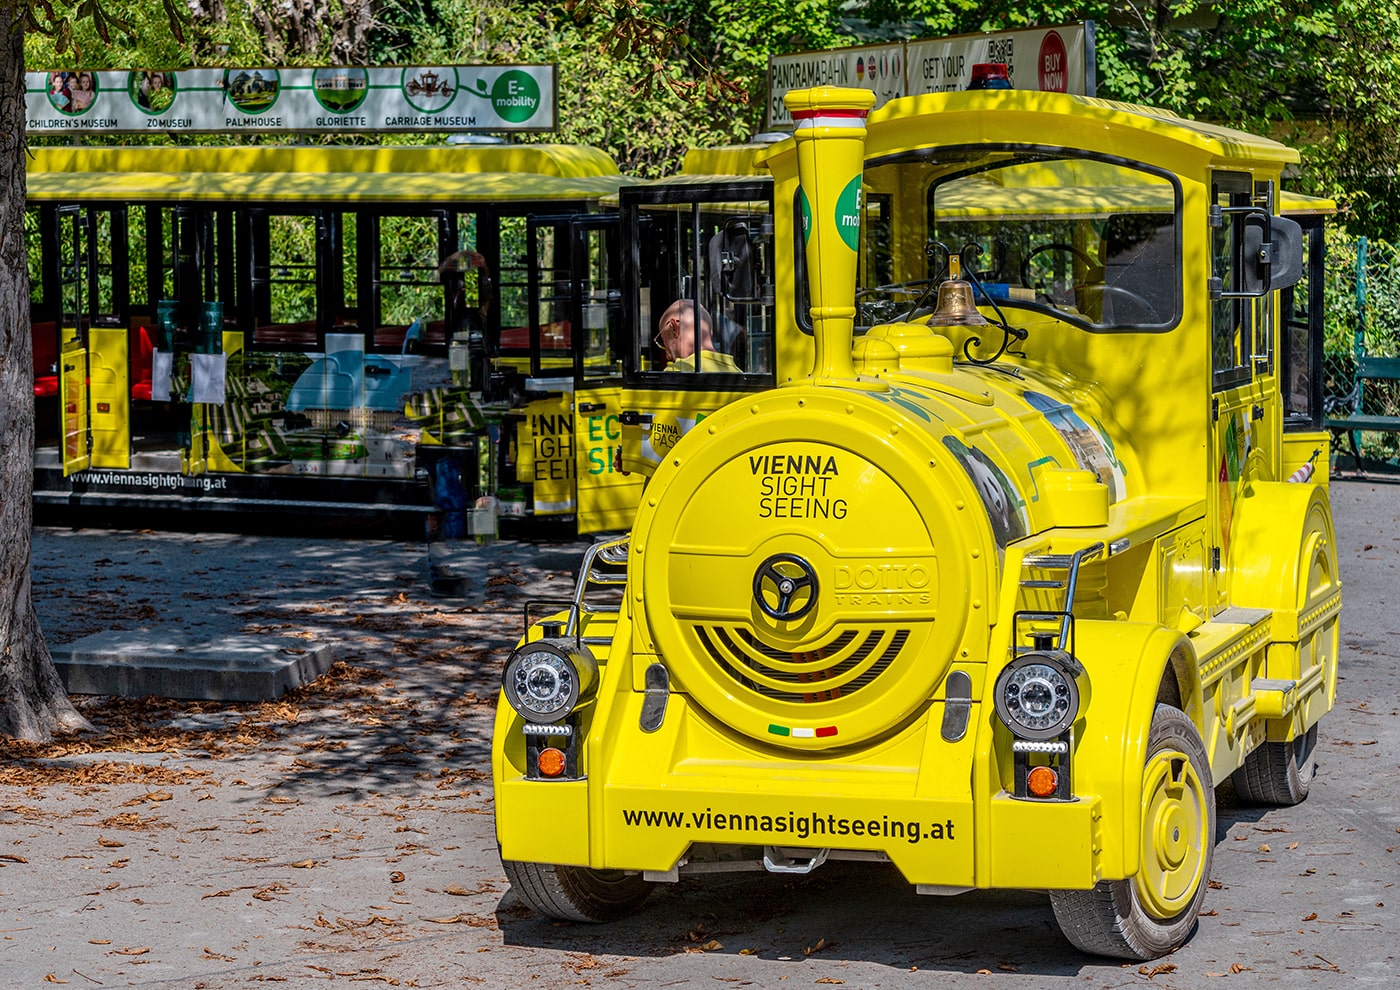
[926,254,990,327]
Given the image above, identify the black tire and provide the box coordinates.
[502,860,651,922]
[1049,705,1215,960]
[1231,724,1318,806]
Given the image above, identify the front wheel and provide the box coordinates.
[503,860,651,922]
[1049,705,1216,959]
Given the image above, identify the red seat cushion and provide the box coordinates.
[130,325,154,400]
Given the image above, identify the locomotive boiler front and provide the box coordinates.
[629,385,999,750]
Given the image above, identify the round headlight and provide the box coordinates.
[993,651,1087,741]
[502,639,597,724]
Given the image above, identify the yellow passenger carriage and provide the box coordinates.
[491,87,1340,959]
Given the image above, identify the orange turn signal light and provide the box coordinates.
[1026,765,1059,798]
[537,747,567,777]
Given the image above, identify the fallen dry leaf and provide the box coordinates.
[98,838,124,848]
[389,871,405,883]
[1304,912,1318,921]
[110,947,150,957]
[1230,964,1252,974]
[804,937,831,956]
[816,980,845,985]
[1139,964,1177,978]
[1259,844,1272,853]
[289,860,317,869]
[43,975,68,984]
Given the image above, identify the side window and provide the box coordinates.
[26,207,44,310]
[530,219,573,374]
[628,188,775,378]
[88,207,126,325]
[373,212,450,353]
[576,220,620,379]
[1281,216,1325,429]
[863,192,894,291]
[1210,172,1256,390]
[246,209,322,348]
[497,215,530,332]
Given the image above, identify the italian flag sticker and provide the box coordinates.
[769,723,838,738]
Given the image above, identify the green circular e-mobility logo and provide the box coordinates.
[467,70,541,124]
[835,175,862,251]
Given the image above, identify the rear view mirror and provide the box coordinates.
[1241,214,1303,295]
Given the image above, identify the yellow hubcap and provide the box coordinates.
[1135,748,1208,919]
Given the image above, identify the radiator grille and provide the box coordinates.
[693,625,910,704]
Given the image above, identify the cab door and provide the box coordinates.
[567,215,644,533]
[85,206,133,470]
[177,207,221,476]
[1207,172,1279,609]
[56,206,91,476]
[618,180,777,477]
[515,214,584,520]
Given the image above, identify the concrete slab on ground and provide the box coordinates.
[50,630,335,701]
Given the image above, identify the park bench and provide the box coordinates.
[1325,349,1400,471]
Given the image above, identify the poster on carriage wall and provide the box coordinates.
[767,23,1094,130]
[26,65,557,134]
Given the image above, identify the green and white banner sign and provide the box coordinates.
[26,65,556,134]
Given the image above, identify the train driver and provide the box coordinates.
[656,299,742,373]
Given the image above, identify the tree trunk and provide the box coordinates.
[0,4,90,742]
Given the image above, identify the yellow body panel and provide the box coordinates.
[518,394,576,516]
[572,387,645,534]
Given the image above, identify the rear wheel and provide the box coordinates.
[1231,724,1317,806]
[1050,705,1215,959]
[503,860,651,922]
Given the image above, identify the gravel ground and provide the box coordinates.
[2,477,1398,989]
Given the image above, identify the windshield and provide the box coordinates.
[858,148,1182,333]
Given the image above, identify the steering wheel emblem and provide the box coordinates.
[753,554,819,621]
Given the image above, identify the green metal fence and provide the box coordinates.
[1324,232,1400,466]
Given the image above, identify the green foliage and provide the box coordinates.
[381,0,750,174]
[20,0,1400,232]
[1324,231,1400,464]
[24,0,263,67]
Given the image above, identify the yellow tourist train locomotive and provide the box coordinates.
[491,86,1340,959]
